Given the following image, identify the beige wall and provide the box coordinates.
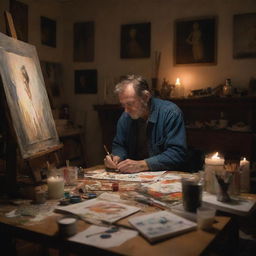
[1,0,256,166]
[61,0,256,166]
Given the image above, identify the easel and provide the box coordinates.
[2,11,63,197]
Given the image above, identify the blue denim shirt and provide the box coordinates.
[112,98,187,171]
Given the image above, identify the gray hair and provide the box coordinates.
[114,75,150,97]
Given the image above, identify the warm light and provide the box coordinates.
[242,157,246,161]
[212,152,220,159]
[175,78,181,86]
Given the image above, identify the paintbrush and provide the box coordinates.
[103,145,119,172]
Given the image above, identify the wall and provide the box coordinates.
[61,0,256,166]
[1,0,256,167]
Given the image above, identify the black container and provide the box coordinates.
[182,178,202,212]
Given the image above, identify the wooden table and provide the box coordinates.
[0,166,239,256]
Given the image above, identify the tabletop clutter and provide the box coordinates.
[8,155,255,248]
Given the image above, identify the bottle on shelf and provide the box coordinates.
[223,78,233,97]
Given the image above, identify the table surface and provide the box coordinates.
[0,165,237,256]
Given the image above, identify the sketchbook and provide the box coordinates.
[55,198,140,224]
[128,210,197,243]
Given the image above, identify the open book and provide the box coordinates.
[128,210,197,243]
[55,198,140,224]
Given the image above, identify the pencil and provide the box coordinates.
[103,145,111,156]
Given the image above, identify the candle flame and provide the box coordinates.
[175,78,181,86]
[242,157,246,161]
[212,152,220,159]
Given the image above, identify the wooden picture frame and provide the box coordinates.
[74,69,97,94]
[73,21,94,62]
[233,13,256,59]
[174,17,217,65]
[41,16,56,47]
[40,61,62,108]
[10,0,28,42]
[120,22,151,58]
[0,32,60,159]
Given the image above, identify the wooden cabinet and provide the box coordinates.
[94,96,256,162]
[172,97,256,161]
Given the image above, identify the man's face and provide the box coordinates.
[118,84,148,120]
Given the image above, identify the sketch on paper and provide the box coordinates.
[55,198,140,223]
[84,169,166,182]
[0,32,60,159]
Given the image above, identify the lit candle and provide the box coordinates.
[239,157,250,193]
[47,176,64,199]
[204,152,225,194]
[175,78,181,87]
[205,152,225,165]
[175,78,184,98]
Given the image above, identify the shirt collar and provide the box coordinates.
[148,98,158,123]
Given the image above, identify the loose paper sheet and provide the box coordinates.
[84,169,166,182]
[69,225,138,248]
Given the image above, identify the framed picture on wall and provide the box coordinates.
[10,0,28,42]
[174,17,217,65]
[40,61,62,108]
[233,13,256,59]
[120,22,151,58]
[73,21,94,62]
[41,16,56,47]
[75,69,97,94]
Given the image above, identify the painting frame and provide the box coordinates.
[41,16,57,48]
[174,16,217,65]
[233,13,256,59]
[0,32,60,159]
[120,22,151,59]
[73,21,95,62]
[74,69,97,94]
[10,0,28,42]
[40,61,62,108]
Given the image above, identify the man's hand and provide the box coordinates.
[117,159,149,173]
[104,155,120,170]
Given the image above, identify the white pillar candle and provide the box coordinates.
[47,176,64,199]
[204,152,225,194]
[240,157,250,193]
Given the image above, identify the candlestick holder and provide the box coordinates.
[215,172,234,202]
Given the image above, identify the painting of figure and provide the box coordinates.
[73,21,94,62]
[121,23,151,58]
[0,32,60,159]
[74,69,97,94]
[41,16,57,47]
[174,17,217,65]
[233,13,256,58]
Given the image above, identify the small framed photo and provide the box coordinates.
[73,21,94,62]
[74,69,97,94]
[233,13,256,59]
[41,16,56,47]
[174,17,217,65]
[120,22,151,58]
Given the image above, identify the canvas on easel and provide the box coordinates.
[0,31,61,159]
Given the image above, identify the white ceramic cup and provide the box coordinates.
[197,206,216,230]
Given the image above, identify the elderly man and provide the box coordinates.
[104,75,187,173]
